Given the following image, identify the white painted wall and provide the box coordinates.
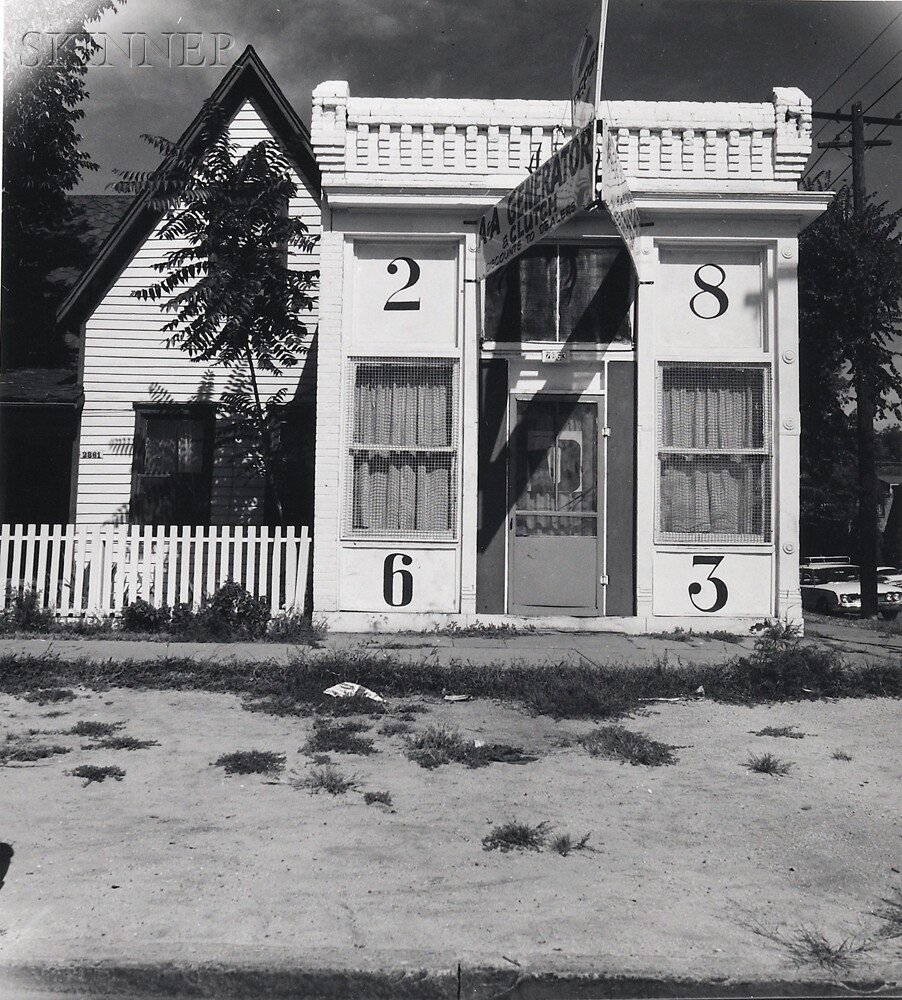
[75,99,320,526]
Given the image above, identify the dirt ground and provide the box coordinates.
[0,684,900,988]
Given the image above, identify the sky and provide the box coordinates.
[9,0,902,209]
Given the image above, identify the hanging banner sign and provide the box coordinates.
[476,124,596,279]
[571,1,608,132]
[600,121,641,271]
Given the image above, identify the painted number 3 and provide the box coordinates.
[689,555,729,613]
[689,263,729,319]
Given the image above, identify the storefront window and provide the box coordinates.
[484,244,633,344]
[657,363,771,543]
[346,358,458,538]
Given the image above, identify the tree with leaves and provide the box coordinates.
[2,0,119,367]
[799,185,902,615]
[114,103,318,523]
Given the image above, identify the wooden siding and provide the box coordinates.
[75,100,321,526]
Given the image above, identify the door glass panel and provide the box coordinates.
[514,399,597,537]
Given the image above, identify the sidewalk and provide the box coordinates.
[0,617,898,667]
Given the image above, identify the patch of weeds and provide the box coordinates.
[310,753,332,765]
[751,922,876,972]
[22,688,76,705]
[0,742,70,764]
[707,630,745,644]
[93,736,159,751]
[482,821,550,853]
[69,764,125,786]
[213,750,285,776]
[267,612,328,645]
[304,719,376,756]
[753,725,805,739]
[832,749,853,761]
[317,693,385,718]
[302,765,357,795]
[579,726,678,766]
[432,621,536,639]
[42,710,67,718]
[404,725,483,769]
[549,832,591,857]
[379,719,413,736]
[363,790,393,807]
[746,752,793,776]
[0,588,55,633]
[646,627,696,643]
[396,701,429,715]
[68,721,123,738]
[873,889,902,939]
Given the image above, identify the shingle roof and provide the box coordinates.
[47,195,133,295]
[0,367,82,406]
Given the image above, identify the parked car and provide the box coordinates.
[877,565,902,587]
[800,557,902,620]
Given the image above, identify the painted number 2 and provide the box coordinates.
[689,263,729,320]
[383,257,421,311]
[689,555,729,613]
[383,553,414,607]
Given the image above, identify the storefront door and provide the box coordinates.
[509,396,601,614]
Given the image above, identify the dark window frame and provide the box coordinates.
[129,403,216,526]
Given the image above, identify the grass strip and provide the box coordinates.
[0,645,898,721]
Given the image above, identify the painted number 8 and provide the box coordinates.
[689,263,729,320]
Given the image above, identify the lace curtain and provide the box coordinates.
[350,361,457,536]
[658,366,769,539]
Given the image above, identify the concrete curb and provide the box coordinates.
[2,963,899,999]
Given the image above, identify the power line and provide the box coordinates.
[813,46,902,142]
[813,8,902,104]
[832,112,901,187]
[807,74,902,178]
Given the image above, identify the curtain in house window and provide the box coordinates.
[349,361,458,537]
[131,410,213,526]
[658,365,770,540]
[659,456,764,537]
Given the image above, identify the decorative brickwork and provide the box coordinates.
[311,87,812,187]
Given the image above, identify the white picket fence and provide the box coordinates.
[0,524,311,618]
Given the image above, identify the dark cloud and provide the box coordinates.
[61,0,902,207]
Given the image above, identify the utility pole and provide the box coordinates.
[814,103,899,616]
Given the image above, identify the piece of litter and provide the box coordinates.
[443,694,471,702]
[474,739,486,748]
[638,697,684,703]
[323,682,384,703]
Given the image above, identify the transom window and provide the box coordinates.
[657,363,772,543]
[484,244,633,344]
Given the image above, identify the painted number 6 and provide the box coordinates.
[689,555,729,613]
[383,553,414,607]
[689,263,729,320]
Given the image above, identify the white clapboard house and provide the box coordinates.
[7,48,831,628]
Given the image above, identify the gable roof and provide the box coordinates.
[58,45,320,330]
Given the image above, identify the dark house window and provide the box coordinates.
[484,243,634,345]
[130,405,215,525]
